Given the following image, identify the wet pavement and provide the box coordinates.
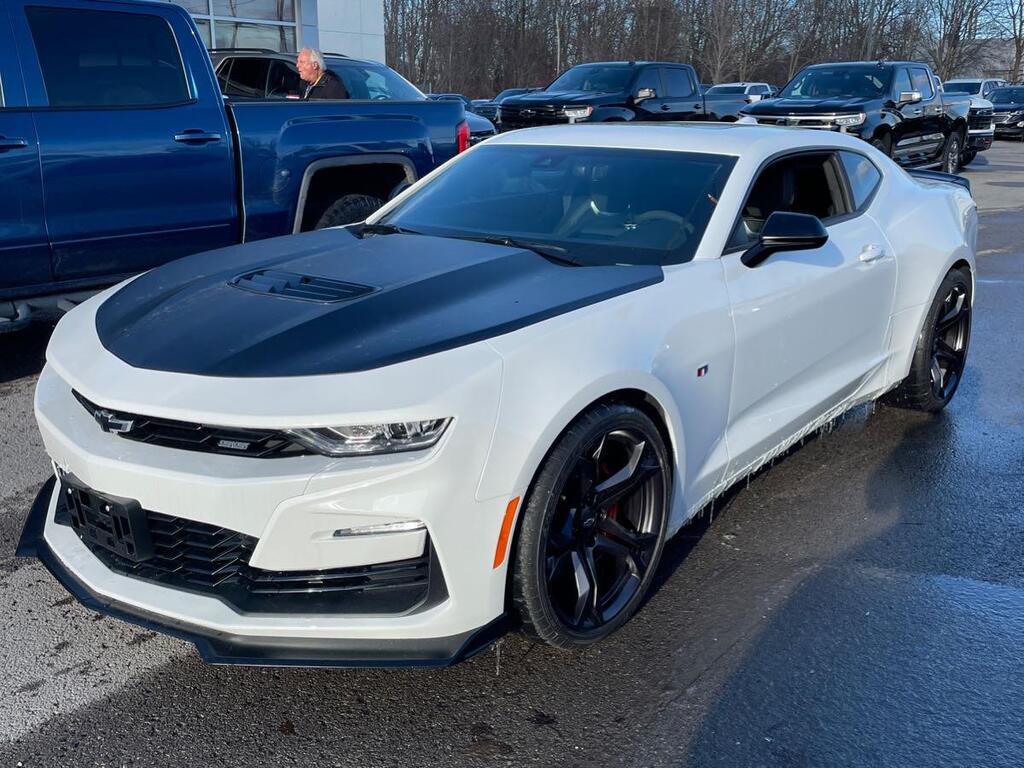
[1,142,1022,767]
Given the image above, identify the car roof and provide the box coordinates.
[483,123,874,157]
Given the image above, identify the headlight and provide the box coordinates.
[286,418,451,457]
[564,106,593,119]
[834,112,866,127]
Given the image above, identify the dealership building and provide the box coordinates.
[161,0,385,61]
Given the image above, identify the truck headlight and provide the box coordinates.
[834,112,866,127]
[286,419,451,457]
[564,106,593,119]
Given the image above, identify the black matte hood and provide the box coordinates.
[745,96,875,115]
[95,228,662,377]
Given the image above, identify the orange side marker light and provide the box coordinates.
[492,496,521,569]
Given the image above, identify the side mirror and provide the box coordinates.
[741,211,828,268]
[898,90,922,105]
[635,87,656,101]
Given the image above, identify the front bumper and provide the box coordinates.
[19,478,510,667]
[967,129,994,150]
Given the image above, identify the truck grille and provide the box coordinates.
[73,390,312,459]
[56,482,435,614]
[500,104,568,129]
[969,108,994,130]
[753,115,837,129]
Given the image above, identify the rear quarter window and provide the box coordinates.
[839,151,881,211]
[26,6,189,108]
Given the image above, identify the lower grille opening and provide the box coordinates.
[56,481,444,615]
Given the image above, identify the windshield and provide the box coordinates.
[547,65,635,93]
[707,85,746,94]
[944,81,982,94]
[376,145,736,266]
[328,60,425,100]
[990,87,1024,102]
[781,66,891,99]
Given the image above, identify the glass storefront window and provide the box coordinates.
[170,0,297,53]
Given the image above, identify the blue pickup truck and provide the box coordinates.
[0,0,469,331]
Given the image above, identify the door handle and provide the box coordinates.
[0,136,29,151]
[660,104,671,111]
[859,244,886,262]
[173,131,223,144]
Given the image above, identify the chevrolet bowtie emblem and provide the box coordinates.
[93,408,135,434]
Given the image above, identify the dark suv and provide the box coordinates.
[497,61,750,130]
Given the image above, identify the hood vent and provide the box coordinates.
[230,269,375,303]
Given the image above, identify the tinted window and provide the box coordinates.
[839,152,881,210]
[268,60,302,98]
[662,68,694,97]
[26,7,188,108]
[729,152,847,249]
[633,67,661,95]
[547,65,634,93]
[911,68,934,99]
[945,81,982,95]
[755,84,771,94]
[330,61,423,100]
[222,57,269,98]
[707,85,746,94]
[892,68,913,96]
[990,87,1024,102]
[380,145,736,266]
[783,66,891,99]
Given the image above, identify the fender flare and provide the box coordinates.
[292,154,418,234]
[589,106,636,122]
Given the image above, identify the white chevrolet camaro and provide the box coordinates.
[20,124,976,666]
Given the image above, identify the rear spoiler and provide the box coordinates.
[907,168,971,194]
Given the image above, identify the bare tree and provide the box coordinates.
[991,0,1024,80]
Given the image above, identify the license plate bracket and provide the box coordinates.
[60,475,154,563]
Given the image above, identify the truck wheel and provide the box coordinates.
[941,131,963,174]
[871,134,892,156]
[314,194,384,229]
[960,149,977,166]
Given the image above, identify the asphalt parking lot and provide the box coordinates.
[1,140,1022,768]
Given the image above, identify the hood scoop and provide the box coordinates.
[230,269,375,303]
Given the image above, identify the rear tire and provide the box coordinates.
[511,403,671,649]
[314,194,384,229]
[886,268,972,412]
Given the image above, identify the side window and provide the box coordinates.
[838,152,881,211]
[633,67,661,96]
[267,60,302,98]
[216,59,232,91]
[728,152,848,250]
[661,68,694,98]
[25,7,189,108]
[222,57,270,98]
[911,67,934,99]
[892,68,913,97]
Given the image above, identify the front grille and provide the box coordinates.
[753,116,836,129]
[73,390,312,459]
[57,482,437,614]
[474,104,498,120]
[969,108,993,130]
[230,269,375,303]
[499,104,568,129]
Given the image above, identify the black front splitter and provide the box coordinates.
[17,477,512,668]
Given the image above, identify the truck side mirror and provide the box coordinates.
[898,90,922,105]
[635,87,657,102]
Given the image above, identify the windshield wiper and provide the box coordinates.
[450,235,582,267]
[356,222,421,237]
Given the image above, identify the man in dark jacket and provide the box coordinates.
[297,48,348,100]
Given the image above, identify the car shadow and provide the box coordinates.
[0,316,57,385]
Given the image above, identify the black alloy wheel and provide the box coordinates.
[887,267,972,412]
[929,282,971,401]
[512,404,670,648]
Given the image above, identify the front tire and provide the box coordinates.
[960,149,977,166]
[887,268,972,412]
[871,133,892,157]
[941,130,964,174]
[511,403,671,649]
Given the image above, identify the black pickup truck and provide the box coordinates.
[497,61,749,130]
[741,61,971,173]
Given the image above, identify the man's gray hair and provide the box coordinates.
[305,48,325,70]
